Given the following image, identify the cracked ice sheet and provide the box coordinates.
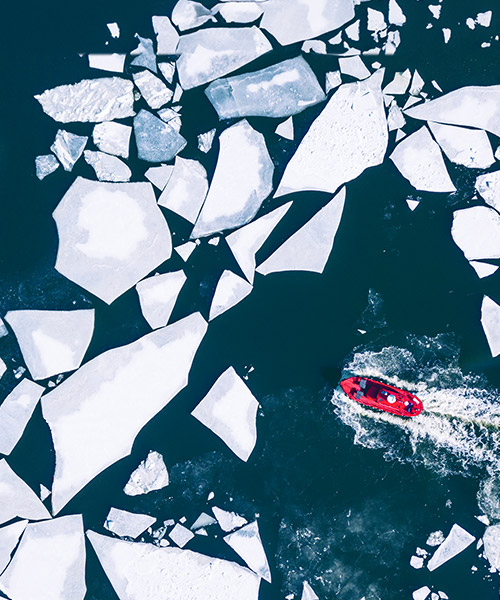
[176,26,272,90]
[134,109,187,163]
[427,524,475,571]
[53,178,172,304]
[209,270,253,321]
[84,151,131,182]
[172,0,215,31]
[0,516,86,600]
[0,521,28,575]
[35,77,135,123]
[475,171,500,212]
[302,581,319,599]
[275,71,387,197]
[133,70,173,110]
[224,521,271,582]
[41,312,207,514]
[136,271,187,329]
[428,122,494,169]
[451,206,500,261]
[5,309,94,381]
[87,531,261,600]
[124,451,169,496]
[152,16,179,55]
[105,508,156,539]
[481,296,500,358]
[35,154,59,180]
[390,126,456,193]
[205,56,325,119]
[191,120,273,238]
[51,130,87,171]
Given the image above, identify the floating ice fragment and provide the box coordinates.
[302,581,319,600]
[93,121,131,159]
[325,70,342,93]
[51,130,87,171]
[212,506,248,532]
[191,513,217,530]
[175,241,197,261]
[216,2,264,23]
[451,206,500,261]
[169,523,194,548]
[105,508,156,539]
[387,103,406,131]
[339,55,370,80]
[84,150,131,182]
[481,296,500,357]
[158,107,182,131]
[410,555,424,568]
[390,126,456,192]
[384,30,401,55]
[409,70,425,96]
[205,56,325,120]
[107,23,120,38]
[209,271,253,321]
[172,0,215,31]
[0,459,50,525]
[124,450,169,496]
[192,367,259,461]
[483,524,500,570]
[475,171,500,211]
[345,20,360,41]
[384,70,411,95]
[158,61,176,84]
[301,40,327,54]
[406,198,419,211]
[136,271,187,329]
[368,8,387,32]
[134,109,187,163]
[428,122,494,169]
[88,54,126,73]
[0,360,5,380]
[133,70,173,109]
[465,18,476,30]
[152,16,179,55]
[428,5,441,19]
[275,117,294,141]
[35,154,59,180]
[476,11,493,28]
[40,484,51,501]
[442,28,451,43]
[427,524,475,571]
[176,27,272,90]
[198,129,216,153]
[145,165,174,190]
[0,521,27,574]
[389,0,406,26]
[257,189,345,276]
[131,35,157,73]
[413,587,431,600]
[41,313,207,513]
[224,521,270,582]
[35,77,135,123]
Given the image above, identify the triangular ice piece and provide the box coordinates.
[469,261,498,278]
[481,296,500,357]
[145,165,174,190]
[212,506,248,532]
[136,271,187,329]
[152,16,179,55]
[105,508,156,539]
[428,122,494,169]
[84,150,131,182]
[224,521,271,582]
[209,271,253,321]
[451,206,500,261]
[0,460,50,525]
[302,580,319,599]
[475,171,500,212]
[426,523,475,571]
[0,521,28,575]
[275,117,294,140]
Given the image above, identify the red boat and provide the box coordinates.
[340,376,423,417]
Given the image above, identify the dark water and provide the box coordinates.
[1,0,500,598]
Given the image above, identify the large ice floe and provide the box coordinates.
[35,77,135,123]
[426,524,475,571]
[176,26,272,90]
[209,270,253,321]
[191,367,259,461]
[53,178,172,304]
[124,450,170,496]
[105,508,156,539]
[0,520,27,574]
[41,313,207,514]
[274,71,387,197]
[451,206,500,261]
[134,109,187,163]
[224,520,271,582]
[205,56,326,119]
[0,460,50,525]
[191,120,274,238]
[483,524,500,571]
[88,531,261,599]
[427,122,495,169]
[257,188,345,276]
[480,296,500,358]
[475,171,500,212]
[0,515,86,600]
[158,157,208,223]
[136,271,187,329]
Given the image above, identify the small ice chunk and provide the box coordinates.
[384,30,401,55]
[257,189,345,276]
[191,120,273,238]
[191,513,217,530]
[216,2,264,23]
[475,171,500,211]
[384,69,411,95]
[157,107,182,131]
[413,587,431,600]
[124,451,169,496]
[175,241,197,261]
[169,523,195,548]
[35,77,135,123]
[442,28,451,43]
[328,32,342,45]
[84,150,131,182]
[205,56,325,120]
[466,17,476,30]
[368,8,387,32]
[131,35,157,73]
[105,508,157,539]
[145,165,174,190]
[212,506,248,532]
[476,11,492,28]
[276,117,294,140]
[429,122,494,169]
[224,521,270,582]
[35,154,59,180]
[133,71,173,110]
[481,296,500,357]
[209,270,253,321]
[158,157,208,224]
[0,459,50,525]
[388,103,406,131]
[0,379,44,455]
[409,70,425,96]
[345,20,360,41]
[0,360,6,380]
[192,367,259,462]
[427,524,475,571]
[451,206,500,261]
[134,109,187,163]
[483,524,500,570]
[325,70,342,93]
[389,0,406,26]
[152,16,179,55]
[107,22,120,38]
[136,271,187,329]
[301,40,327,54]
[93,121,131,159]
[302,581,319,600]
[198,129,216,153]
[406,198,419,210]
[172,0,214,31]
[410,555,424,568]
[339,55,371,80]
[51,129,87,171]
[475,514,491,526]
[0,521,28,575]
[158,61,176,84]
[40,484,51,500]
[88,53,126,73]
[390,126,456,192]
[428,4,441,19]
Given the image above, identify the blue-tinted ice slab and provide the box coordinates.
[134,109,187,163]
[224,521,271,582]
[172,0,215,31]
[481,296,500,358]
[136,271,187,329]
[105,508,156,539]
[35,154,59,180]
[475,171,500,211]
[152,16,179,55]
[50,129,88,171]
[483,524,500,571]
[275,117,294,140]
[426,524,475,571]
[0,521,27,575]
[35,77,135,123]
[131,35,157,73]
[124,451,170,496]
[0,459,50,525]
[158,61,176,84]
[84,150,132,182]
[451,206,500,261]
[428,122,494,169]
[93,121,131,159]
[158,157,208,223]
[133,70,173,109]
[302,581,319,600]
[176,27,272,90]
[145,164,174,190]
[205,56,326,119]
[209,270,253,320]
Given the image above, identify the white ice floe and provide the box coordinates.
[428,122,494,169]
[224,521,271,582]
[158,62,176,84]
[169,523,194,548]
[259,0,355,46]
[257,189,345,276]
[339,55,371,80]
[0,520,27,574]
[409,70,425,96]
[41,313,207,513]
[152,16,179,55]
[209,270,253,321]
[428,4,441,19]
[302,581,319,600]
[176,27,272,90]
[443,28,451,43]
[40,484,51,501]
[158,157,208,224]
[105,508,156,539]
[0,460,50,525]
[387,103,406,131]
[51,129,87,171]
[384,31,401,55]
[145,165,173,190]
[131,35,157,73]
[389,0,406,26]
[476,11,493,28]
[0,360,5,380]
[368,7,387,32]
[405,85,500,138]
[427,524,475,571]
[0,379,44,455]
[84,150,131,182]
[172,0,214,31]
[175,241,197,262]
[198,129,216,153]
[191,120,274,238]
[191,513,217,530]
[470,261,499,278]
[53,177,172,304]
[216,2,264,23]
[158,107,182,131]
[136,271,187,329]
[205,56,325,119]
[88,54,126,73]
[384,69,411,95]
[87,531,261,599]
[134,109,187,163]
[475,171,500,211]
[481,296,500,357]
[133,70,173,110]
[410,555,424,568]
[35,154,59,180]
[274,71,387,196]
[93,121,131,159]
[124,451,170,496]
[483,524,500,571]
[390,126,456,193]
[325,70,342,93]
[35,77,135,123]
[413,587,431,600]
[107,22,120,38]
[276,117,294,140]
[5,309,94,381]
[212,506,248,532]
[345,20,360,41]
[0,515,86,600]
[451,206,500,261]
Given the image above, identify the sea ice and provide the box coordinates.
[92,121,131,159]
[50,129,88,171]
[124,451,170,496]
[145,165,173,190]
[0,515,86,600]
[302,581,319,600]
[325,70,342,93]
[133,70,173,109]
[134,109,187,163]
[387,103,406,131]
[0,379,44,455]
[157,107,182,131]
[276,117,294,140]
[169,523,194,548]
[390,126,456,193]
[205,56,325,119]
[426,530,445,546]
[172,0,214,30]
[224,521,271,582]
[427,524,475,571]
[175,241,197,261]
[339,55,371,80]
[368,8,387,32]
[136,271,187,329]
[191,513,217,530]
[87,531,261,599]
[410,555,424,568]
[158,61,176,84]
[130,35,157,73]
[345,20,360,41]
[105,508,156,539]
[197,129,216,153]
[442,28,451,43]
[35,154,59,180]
[389,0,406,26]
[209,270,253,321]
[212,506,248,532]
[476,11,493,28]
[0,460,50,525]
[40,484,51,501]
[158,157,208,223]
[53,177,172,304]
[428,122,494,169]
[481,296,500,357]
[0,521,27,575]
[475,171,500,211]
[176,27,272,90]
[152,16,179,55]
[88,53,126,73]
[84,150,131,182]
[413,587,431,600]
[35,77,135,123]
[41,312,207,513]
[191,120,274,238]
[274,71,387,196]
[451,206,500,261]
[428,4,441,19]
[257,189,345,276]
[409,70,425,96]
[483,524,500,571]
[107,22,120,38]
[383,70,411,95]
[192,367,259,461]
[216,2,264,23]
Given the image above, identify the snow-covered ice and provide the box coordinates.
[410,555,424,568]
[427,524,475,571]
[483,524,500,571]
[413,587,431,600]
[40,484,51,501]
[325,70,342,93]
[134,109,187,163]
[50,130,87,171]
[93,121,131,159]
[191,120,273,238]
[169,523,194,548]
[0,521,27,575]
[212,506,248,532]
[35,154,59,180]
[216,2,264,23]
[387,103,406,131]
[105,508,156,539]
[107,22,120,38]
[158,157,208,223]
[409,70,425,96]
[198,129,216,153]
[428,122,494,169]
[481,296,500,358]
[175,241,197,262]
[191,513,217,530]
[172,0,214,31]
[192,367,259,462]
[133,70,173,110]
[276,117,294,140]
[130,35,157,73]
[475,171,500,211]
[224,521,271,582]
[88,53,125,73]
[451,206,500,261]
[384,70,411,95]
[84,150,131,182]
[205,56,325,119]
[368,7,387,32]
[302,581,319,600]
[136,271,187,329]
[209,270,253,320]
[476,11,493,27]
[124,451,170,496]
[426,531,445,546]
[41,313,207,513]
[257,189,345,276]
[152,16,179,55]
[339,55,371,80]
[158,61,176,84]
[145,165,173,190]
[53,177,172,304]
[0,460,50,525]
[158,107,182,131]
[389,0,406,26]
